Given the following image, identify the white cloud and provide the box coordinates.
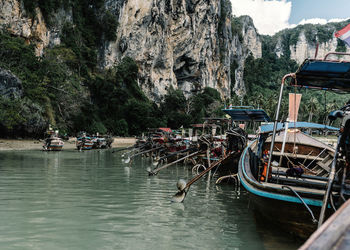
[298,18,327,25]
[230,0,350,35]
[230,0,292,35]
[298,18,349,25]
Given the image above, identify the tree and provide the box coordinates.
[307,97,319,123]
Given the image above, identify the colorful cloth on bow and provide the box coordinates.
[335,23,350,46]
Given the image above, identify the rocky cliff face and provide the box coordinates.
[229,16,261,95]
[103,0,229,100]
[0,68,23,99]
[0,0,262,100]
[4,0,347,101]
[0,0,71,56]
[102,1,261,99]
[272,23,350,64]
[288,31,350,64]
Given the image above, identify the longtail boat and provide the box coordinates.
[76,132,93,150]
[238,52,350,239]
[43,130,64,151]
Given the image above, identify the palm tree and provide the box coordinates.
[324,100,339,125]
[307,97,319,123]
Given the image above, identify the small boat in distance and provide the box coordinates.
[43,129,64,151]
[91,133,114,149]
[76,132,93,150]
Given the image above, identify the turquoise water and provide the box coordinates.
[0,150,300,249]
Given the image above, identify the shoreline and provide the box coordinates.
[0,137,136,151]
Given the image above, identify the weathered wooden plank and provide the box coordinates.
[300,199,350,250]
[272,151,325,161]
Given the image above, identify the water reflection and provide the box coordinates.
[0,150,301,249]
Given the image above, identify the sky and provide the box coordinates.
[230,0,350,35]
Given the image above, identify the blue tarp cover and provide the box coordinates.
[223,109,271,122]
[260,121,339,134]
[292,59,350,91]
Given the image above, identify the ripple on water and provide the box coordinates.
[0,150,301,250]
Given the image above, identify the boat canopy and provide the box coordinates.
[159,128,172,133]
[291,59,350,91]
[223,109,271,122]
[260,121,339,134]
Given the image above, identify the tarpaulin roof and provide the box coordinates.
[158,128,172,133]
[223,109,271,122]
[260,122,339,134]
[291,59,350,91]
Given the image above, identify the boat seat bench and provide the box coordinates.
[272,151,326,161]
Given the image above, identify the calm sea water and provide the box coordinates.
[0,150,301,250]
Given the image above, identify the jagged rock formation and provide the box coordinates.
[272,23,350,64]
[103,0,233,100]
[0,68,23,99]
[0,0,262,99]
[0,0,348,100]
[288,31,350,64]
[230,16,261,95]
[0,0,71,56]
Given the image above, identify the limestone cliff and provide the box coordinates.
[0,68,23,99]
[288,31,350,64]
[271,22,350,64]
[0,0,71,56]
[103,0,234,100]
[3,0,347,101]
[0,0,262,100]
[229,15,261,95]
[102,1,262,99]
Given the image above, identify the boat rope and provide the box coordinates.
[215,174,240,190]
[282,185,318,224]
[192,164,206,175]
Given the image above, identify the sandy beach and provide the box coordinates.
[0,137,136,151]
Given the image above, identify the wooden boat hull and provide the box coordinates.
[76,141,93,150]
[43,138,64,151]
[250,192,319,239]
[238,140,331,240]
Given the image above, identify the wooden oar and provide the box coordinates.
[148,151,201,175]
[172,153,230,203]
[159,147,194,161]
[131,146,163,158]
[152,147,196,166]
[123,146,163,164]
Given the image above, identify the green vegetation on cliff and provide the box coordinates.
[0,27,222,137]
[2,1,350,138]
